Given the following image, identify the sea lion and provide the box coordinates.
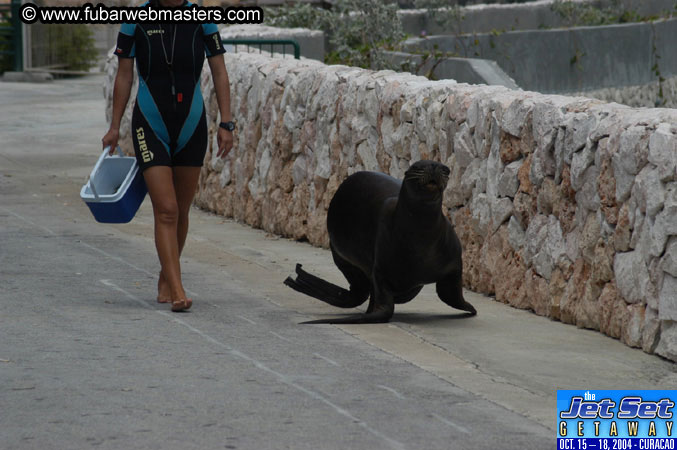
[284,160,476,324]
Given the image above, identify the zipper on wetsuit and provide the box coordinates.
[160,23,178,111]
[169,66,177,111]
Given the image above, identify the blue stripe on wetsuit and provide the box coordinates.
[120,22,135,35]
[175,81,204,154]
[137,77,171,155]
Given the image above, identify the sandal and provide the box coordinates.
[171,298,193,312]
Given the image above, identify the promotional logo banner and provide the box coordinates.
[557,390,676,450]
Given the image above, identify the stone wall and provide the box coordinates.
[104,51,677,362]
[574,75,677,109]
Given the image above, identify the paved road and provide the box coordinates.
[1,76,674,450]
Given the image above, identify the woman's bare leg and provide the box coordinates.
[143,166,189,310]
[156,166,202,304]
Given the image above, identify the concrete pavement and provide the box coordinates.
[0,75,675,450]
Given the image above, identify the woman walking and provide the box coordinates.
[102,0,234,312]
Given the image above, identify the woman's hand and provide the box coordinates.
[216,127,233,158]
[102,127,120,155]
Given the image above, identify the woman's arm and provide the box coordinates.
[102,57,134,154]
[207,54,234,158]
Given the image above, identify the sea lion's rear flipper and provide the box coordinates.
[436,272,477,316]
[284,264,369,309]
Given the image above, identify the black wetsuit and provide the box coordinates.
[115,2,225,171]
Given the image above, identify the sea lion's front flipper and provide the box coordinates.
[284,264,369,309]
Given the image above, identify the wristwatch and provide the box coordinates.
[219,121,235,132]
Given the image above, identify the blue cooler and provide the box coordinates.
[80,146,147,223]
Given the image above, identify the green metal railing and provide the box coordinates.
[0,0,22,72]
[221,39,300,60]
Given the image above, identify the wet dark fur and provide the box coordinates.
[285,160,476,324]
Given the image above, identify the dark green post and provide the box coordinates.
[11,0,22,71]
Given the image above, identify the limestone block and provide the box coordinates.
[400,99,415,123]
[315,144,332,180]
[445,155,466,208]
[498,160,521,198]
[598,283,623,338]
[470,193,491,235]
[589,104,629,143]
[662,237,677,278]
[631,166,665,217]
[501,97,533,137]
[597,153,618,225]
[570,144,595,191]
[658,274,677,321]
[507,215,525,251]
[616,125,650,176]
[564,112,595,153]
[438,125,451,163]
[529,143,555,188]
[579,210,601,263]
[357,140,381,172]
[219,162,231,188]
[553,128,569,184]
[292,155,307,186]
[460,159,482,201]
[622,304,644,348]
[642,307,660,353]
[523,214,548,267]
[490,197,513,234]
[410,140,423,162]
[611,161,636,204]
[362,90,381,130]
[530,216,567,281]
[392,123,414,159]
[649,123,677,182]
[257,147,272,192]
[654,183,677,238]
[486,134,503,200]
[648,257,664,310]
[466,94,482,132]
[453,123,476,170]
[574,166,601,213]
[632,213,666,266]
[614,250,650,304]
[560,258,591,325]
[532,100,565,155]
[565,228,581,263]
[655,320,677,361]
[591,240,614,285]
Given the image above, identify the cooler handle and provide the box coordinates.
[89,146,124,200]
